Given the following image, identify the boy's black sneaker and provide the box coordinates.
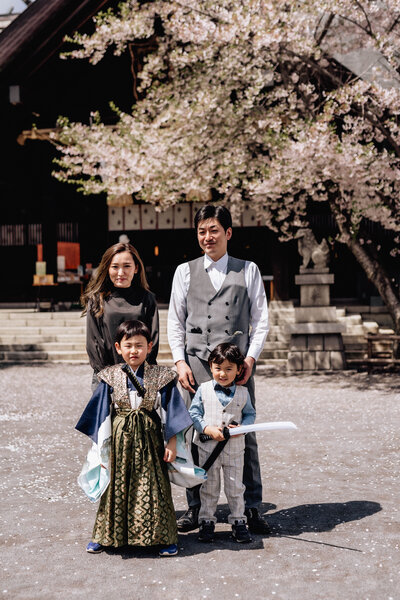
[198,520,215,542]
[232,520,252,543]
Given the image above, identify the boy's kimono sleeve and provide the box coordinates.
[160,380,193,442]
[160,381,207,488]
[75,381,112,502]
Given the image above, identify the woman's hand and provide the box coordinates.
[203,425,225,441]
[164,435,177,463]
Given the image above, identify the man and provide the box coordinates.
[168,205,270,534]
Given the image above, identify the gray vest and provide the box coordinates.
[186,256,250,361]
[193,381,248,453]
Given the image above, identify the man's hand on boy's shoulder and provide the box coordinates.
[236,356,255,385]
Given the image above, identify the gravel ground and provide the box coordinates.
[0,364,399,600]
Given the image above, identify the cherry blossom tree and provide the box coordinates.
[53,1,400,332]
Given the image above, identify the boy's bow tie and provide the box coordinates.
[214,384,232,396]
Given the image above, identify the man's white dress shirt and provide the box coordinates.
[167,253,269,364]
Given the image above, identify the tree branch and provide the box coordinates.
[387,13,400,34]
[330,198,400,332]
[354,1,373,35]
[336,13,374,37]
[315,12,335,46]
[282,47,400,157]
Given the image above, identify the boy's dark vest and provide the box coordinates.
[185,256,250,361]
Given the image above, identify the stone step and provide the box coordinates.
[46,350,89,361]
[268,333,291,343]
[268,317,296,326]
[269,323,293,332]
[0,310,83,320]
[0,334,86,343]
[0,342,86,351]
[345,352,367,360]
[269,301,295,308]
[158,342,172,350]
[0,326,86,335]
[41,342,86,350]
[362,321,380,334]
[259,349,290,360]
[262,341,291,350]
[343,325,365,335]
[342,342,367,351]
[157,350,175,359]
[0,318,85,328]
[341,314,363,325]
[342,334,368,343]
[0,350,49,361]
[256,359,288,371]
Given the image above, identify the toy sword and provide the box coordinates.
[199,421,297,442]
[197,421,298,476]
[229,421,297,435]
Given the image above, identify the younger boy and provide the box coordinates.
[189,343,256,543]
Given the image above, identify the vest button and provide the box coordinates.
[225,316,229,320]
[225,330,229,334]
[207,329,211,333]
[208,315,211,319]
[208,301,212,305]
[226,302,229,305]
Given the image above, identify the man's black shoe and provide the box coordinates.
[245,507,271,534]
[198,520,215,542]
[177,507,200,532]
[232,520,252,543]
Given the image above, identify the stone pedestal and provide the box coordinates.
[287,269,346,371]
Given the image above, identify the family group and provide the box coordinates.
[76,205,270,557]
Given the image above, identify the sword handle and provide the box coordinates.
[200,425,233,442]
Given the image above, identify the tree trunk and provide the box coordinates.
[335,219,400,337]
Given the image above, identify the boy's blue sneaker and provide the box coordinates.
[86,541,104,553]
[159,543,178,557]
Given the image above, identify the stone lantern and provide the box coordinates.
[287,229,346,371]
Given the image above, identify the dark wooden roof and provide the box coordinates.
[0,0,112,79]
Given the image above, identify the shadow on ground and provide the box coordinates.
[266,500,382,536]
[102,501,380,559]
[179,500,382,537]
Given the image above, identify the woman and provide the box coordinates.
[81,242,159,381]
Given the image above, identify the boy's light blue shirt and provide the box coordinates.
[189,380,256,433]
